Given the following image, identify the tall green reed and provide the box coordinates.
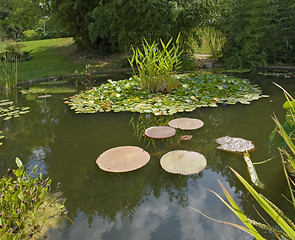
[128,34,182,94]
[0,41,24,89]
[0,52,18,89]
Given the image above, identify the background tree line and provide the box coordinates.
[1,0,294,68]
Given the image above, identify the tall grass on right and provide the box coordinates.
[194,84,295,240]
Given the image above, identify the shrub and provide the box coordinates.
[23,30,39,41]
[0,158,66,239]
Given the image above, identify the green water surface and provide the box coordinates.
[0,72,294,240]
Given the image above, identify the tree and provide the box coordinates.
[51,0,220,53]
[219,0,295,68]
[88,0,216,52]
[51,0,99,49]
[220,0,270,68]
[0,0,49,40]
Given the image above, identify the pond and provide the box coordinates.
[0,72,294,240]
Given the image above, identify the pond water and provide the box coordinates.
[0,72,294,239]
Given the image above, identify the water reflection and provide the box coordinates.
[0,73,294,239]
[47,171,251,240]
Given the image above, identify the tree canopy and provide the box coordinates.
[0,0,49,39]
[1,0,294,66]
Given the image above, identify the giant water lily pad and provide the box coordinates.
[168,118,204,130]
[144,126,176,139]
[96,146,150,173]
[65,74,267,115]
[160,150,207,175]
[216,136,255,153]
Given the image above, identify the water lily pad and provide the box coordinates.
[96,146,150,173]
[0,101,13,107]
[160,150,207,175]
[168,118,204,130]
[144,126,176,139]
[216,136,255,153]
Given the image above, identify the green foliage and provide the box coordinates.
[221,0,269,68]
[51,0,99,49]
[0,158,66,239]
[128,36,182,93]
[211,168,295,239]
[23,30,39,41]
[219,0,295,68]
[87,0,216,52]
[0,0,49,40]
[65,73,266,115]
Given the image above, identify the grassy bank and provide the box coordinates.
[17,38,85,81]
[1,38,126,83]
[0,38,213,83]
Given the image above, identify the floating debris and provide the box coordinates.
[179,135,193,141]
[168,118,204,130]
[160,150,207,175]
[216,136,255,153]
[144,126,176,139]
[38,95,52,99]
[96,146,150,173]
[243,152,263,188]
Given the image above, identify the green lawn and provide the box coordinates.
[19,38,86,81]
[1,38,86,82]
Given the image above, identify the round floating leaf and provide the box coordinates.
[160,150,207,175]
[168,118,204,130]
[216,136,255,153]
[96,146,150,173]
[144,126,176,139]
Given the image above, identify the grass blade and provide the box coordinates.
[230,167,295,237]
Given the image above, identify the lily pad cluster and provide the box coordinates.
[0,100,30,120]
[65,74,268,115]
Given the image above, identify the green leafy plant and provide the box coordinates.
[0,158,67,239]
[23,30,39,41]
[128,35,182,94]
